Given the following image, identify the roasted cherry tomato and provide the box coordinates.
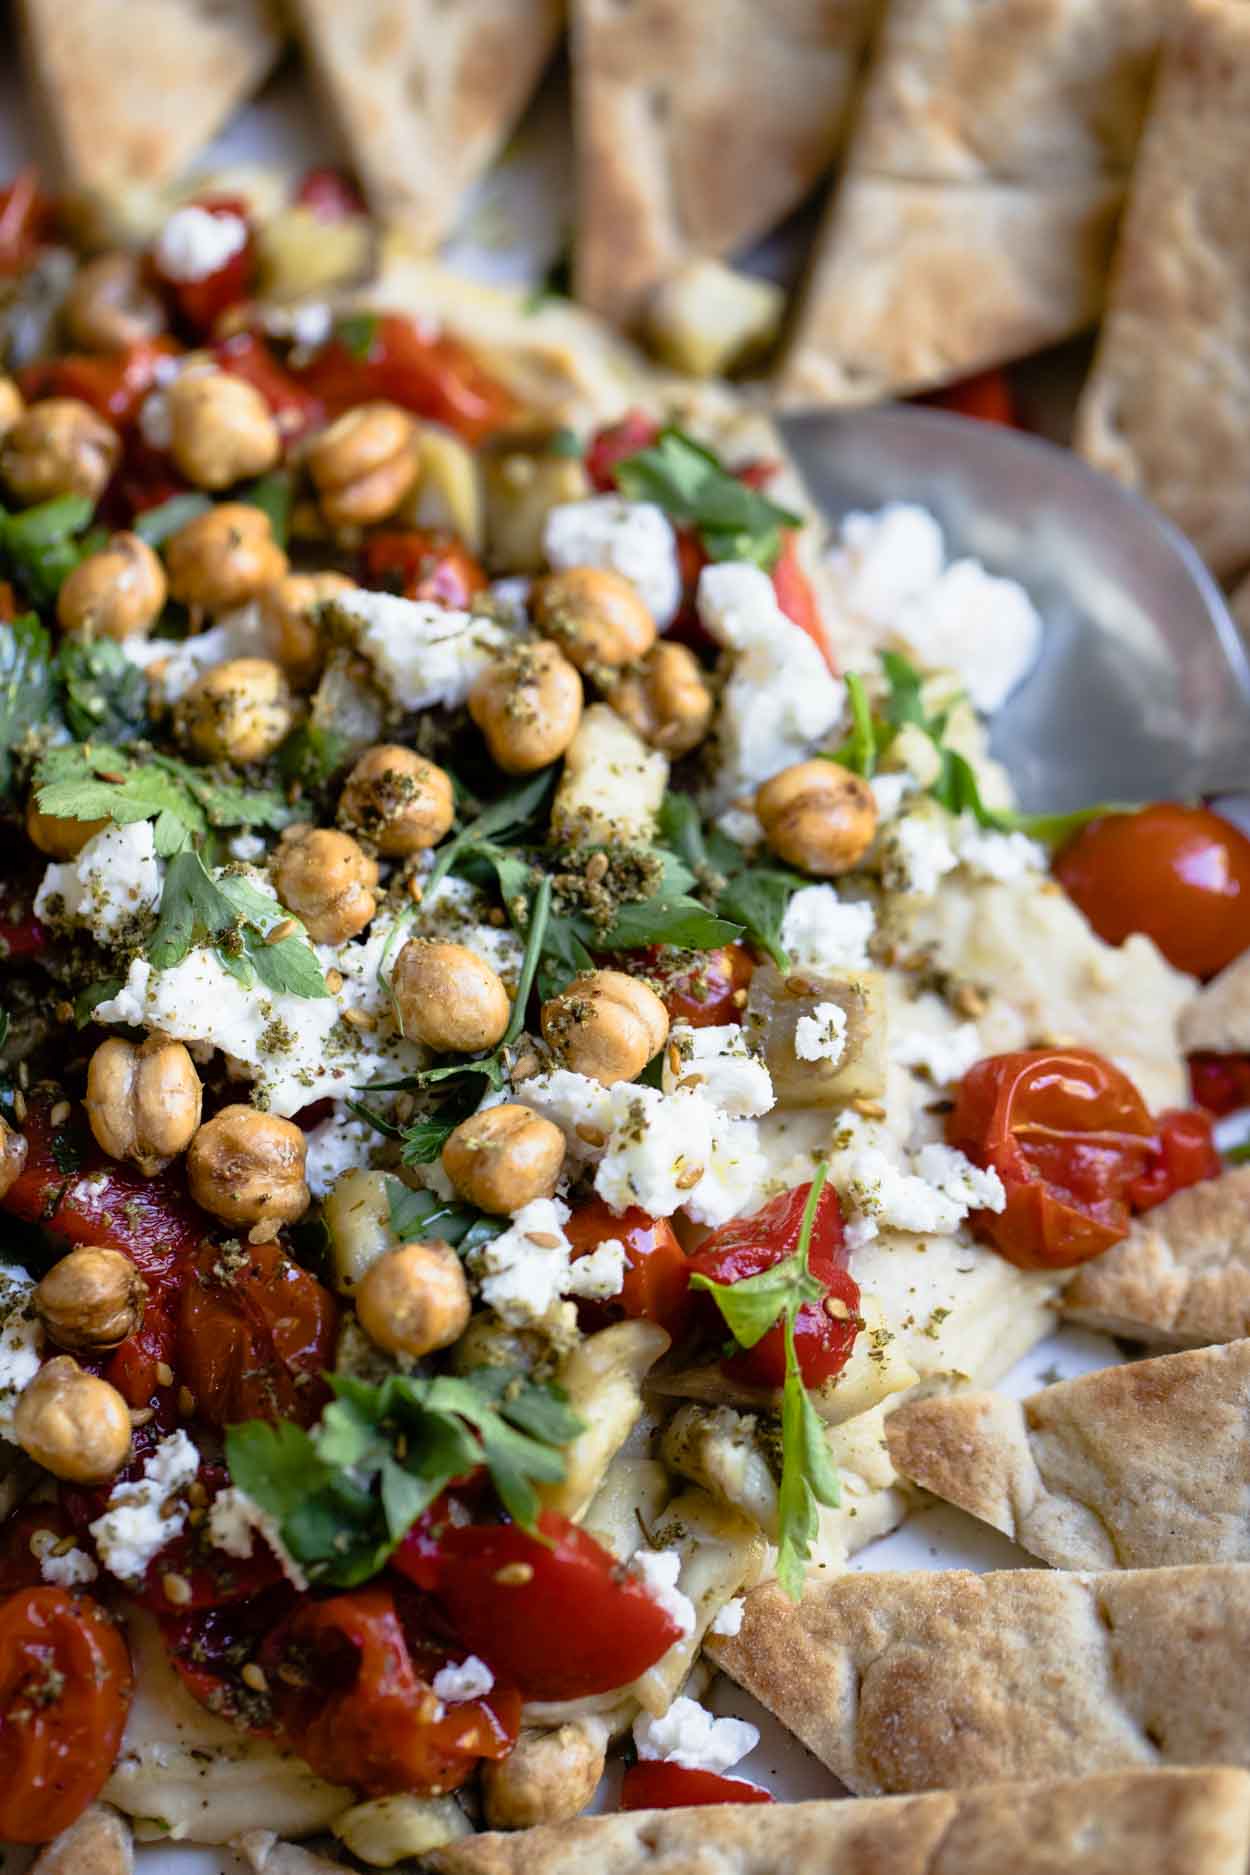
[687,1182,861,1390]
[565,1197,693,1341]
[389,1478,490,1592]
[265,1586,519,1797]
[155,196,256,337]
[0,1588,133,1843]
[104,428,192,525]
[19,336,181,428]
[586,411,661,490]
[1190,1051,1250,1117]
[946,1048,1157,1270]
[920,367,1018,426]
[620,1762,774,1809]
[213,330,324,441]
[423,1512,683,1701]
[296,313,516,442]
[768,531,835,668]
[294,167,367,220]
[177,1237,337,1429]
[160,1582,298,1732]
[0,1507,81,1596]
[628,943,754,1030]
[0,170,54,273]
[1054,804,1250,980]
[133,1467,285,1615]
[1128,1108,1221,1212]
[360,528,488,608]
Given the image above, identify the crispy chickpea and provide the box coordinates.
[187,1104,310,1237]
[0,374,23,438]
[307,401,417,528]
[393,939,511,1053]
[25,796,109,859]
[338,744,454,857]
[468,640,583,774]
[532,566,657,672]
[482,1724,607,1830]
[355,1239,471,1358]
[166,502,289,614]
[441,1104,566,1215]
[273,825,379,944]
[85,1034,203,1177]
[260,570,355,690]
[56,530,167,641]
[14,1357,132,1484]
[167,369,281,491]
[0,1114,27,1200]
[609,640,712,756]
[35,1246,147,1352]
[541,969,669,1087]
[755,758,878,876]
[175,656,293,764]
[63,251,165,352]
[0,397,120,505]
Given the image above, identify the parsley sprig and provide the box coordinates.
[1,493,104,607]
[149,850,329,997]
[658,793,799,971]
[34,741,300,855]
[690,1166,842,1600]
[614,428,800,571]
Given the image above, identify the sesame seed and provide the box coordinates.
[674,1163,704,1191]
[407,876,424,903]
[55,1002,74,1023]
[494,1561,534,1586]
[178,1387,197,1418]
[526,1232,562,1249]
[129,1406,155,1427]
[12,1090,26,1124]
[325,969,343,993]
[341,1006,376,1030]
[265,918,299,946]
[155,1362,174,1389]
[49,1101,71,1128]
[162,1571,192,1606]
[241,1663,268,1692]
[824,1295,851,1320]
[575,1123,606,1147]
[851,1097,886,1120]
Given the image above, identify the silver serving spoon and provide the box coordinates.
[777,405,1250,811]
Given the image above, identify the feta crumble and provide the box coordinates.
[304,1106,379,1199]
[544,496,682,628]
[633,1696,759,1772]
[155,205,248,282]
[838,1140,1005,1247]
[0,1262,42,1437]
[331,588,509,711]
[683,1113,769,1228]
[893,1022,983,1085]
[869,772,913,823]
[510,1068,614,1162]
[123,606,268,705]
[954,819,1046,882]
[708,1596,745,1638]
[780,885,874,973]
[827,503,945,630]
[595,1085,714,1217]
[795,1002,848,1065]
[35,821,163,945]
[471,1197,575,1327]
[661,1022,774,1118]
[90,1430,200,1583]
[629,1547,696,1639]
[431,1656,495,1703]
[565,1237,627,1301]
[207,1485,308,1590]
[886,809,959,898]
[30,1529,98,1587]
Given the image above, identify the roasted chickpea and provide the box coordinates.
[25,796,109,859]
[482,1724,607,1830]
[0,397,120,505]
[260,570,356,690]
[338,744,454,857]
[167,369,281,491]
[56,530,167,641]
[0,1114,27,1200]
[441,1104,566,1215]
[273,825,379,944]
[393,939,511,1053]
[63,250,165,352]
[308,402,417,528]
[755,758,878,876]
[468,640,583,774]
[176,656,293,764]
[355,1239,471,1358]
[85,1034,203,1177]
[35,1246,147,1353]
[187,1104,310,1237]
[541,969,669,1086]
[166,502,289,614]
[609,641,712,756]
[14,1357,132,1484]
[532,566,657,672]
[0,374,23,438]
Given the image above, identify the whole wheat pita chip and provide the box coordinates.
[17,0,283,193]
[1180,952,1250,1055]
[1062,1167,1250,1347]
[1076,0,1250,580]
[427,1769,1250,1875]
[31,1805,132,1875]
[709,1563,1250,1794]
[570,0,882,326]
[289,0,563,250]
[886,1340,1250,1569]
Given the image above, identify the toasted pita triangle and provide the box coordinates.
[289,0,563,250]
[569,0,881,326]
[427,1769,1250,1875]
[886,1340,1250,1570]
[709,1563,1250,1794]
[17,0,283,191]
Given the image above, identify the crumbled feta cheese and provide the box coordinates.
[780,885,874,973]
[332,588,508,710]
[0,1262,42,1438]
[827,504,946,629]
[895,560,1042,715]
[682,1112,768,1228]
[486,576,532,628]
[412,872,525,991]
[551,703,669,847]
[431,1656,495,1702]
[30,1529,99,1587]
[717,804,764,850]
[227,831,268,863]
[304,1106,379,1199]
[870,772,913,823]
[35,821,163,945]
[629,1548,696,1639]
[886,810,959,898]
[596,1085,714,1217]
[795,1002,848,1065]
[90,1430,200,1582]
[471,1197,574,1327]
[633,1696,758,1772]
[155,205,248,281]
[564,1237,626,1301]
[122,605,267,705]
[954,819,1046,882]
[661,1022,774,1119]
[838,1141,1005,1246]
[708,1595,745,1638]
[207,1485,308,1590]
[915,1143,1007,1216]
[893,1022,983,1085]
[288,301,333,349]
[511,1068,614,1161]
[544,496,681,627]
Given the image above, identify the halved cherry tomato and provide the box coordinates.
[946,1048,1157,1270]
[0,1588,133,1843]
[265,1586,519,1796]
[768,531,835,668]
[155,196,256,338]
[424,1512,683,1701]
[213,330,325,441]
[19,336,181,427]
[1190,1051,1250,1117]
[628,943,754,1029]
[0,170,54,273]
[177,1237,337,1429]
[0,1507,81,1596]
[296,313,516,442]
[294,167,367,220]
[921,368,1018,426]
[389,1477,490,1591]
[1053,804,1250,980]
[161,1581,298,1732]
[360,528,488,607]
[621,1762,774,1809]
[687,1182,860,1390]
[133,1467,285,1615]
[565,1197,693,1341]
[1128,1108,1221,1212]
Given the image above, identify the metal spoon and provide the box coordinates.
[777,405,1250,810]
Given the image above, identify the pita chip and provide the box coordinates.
[1180,951,1250,1055]
[776,0,1171,404]
[1062,1167,1250,1347]
[1077,0,1250,581]
[570,0,883,326]
[709,1562,1250,1795]
[428,1769,1250,1875]
[17,0,283,192]
[289,0,563,250]
[30,1805,133,1875]
[886,1340,1250,1569]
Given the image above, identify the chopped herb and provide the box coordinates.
[385,1176,503,1253]
[613,427,800,571]
[57,639,149,744]
[149,849,329,998]
[335,312,379,362]
[277,723,352,791]
[132,493,213,548]
[1224,1141,1250,1165]
[239,470,294,548]
[0,612,55,798]
[34,742,299,856]
[658,792,795,969]
[832,672,877,778]
[547,427,584,458]
[49,1128,83,1175]
[74,979,123,1026]
[0,493,97,606]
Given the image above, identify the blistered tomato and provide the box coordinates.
[565,1196,693,1341]
[360,528,488,608]
[621,1762,774,1809]
[629,943,754,1030]
[177,1238,337,1429]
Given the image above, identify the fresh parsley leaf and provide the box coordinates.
[656,793,709,876]
[613,427,800,571]
[931,746,1128,847]
[716,867,800,971]
[881,649,928,730]
[1,494,97,606]
[149,849,329,996]
[34,743,298,854]
[57,639,149,743]
[277,723,351,790]
[424,767,558,901]
[239,470,294,548]
[833,672,877,778]
[599,895,742,952]
[132,493,213,548]
[385,1175,504,1251]
[1226,1141,1250,1165]
[657,792,796,968]
[336,312,379,361]
[0,612,55,798]
[74,978,123,1026]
